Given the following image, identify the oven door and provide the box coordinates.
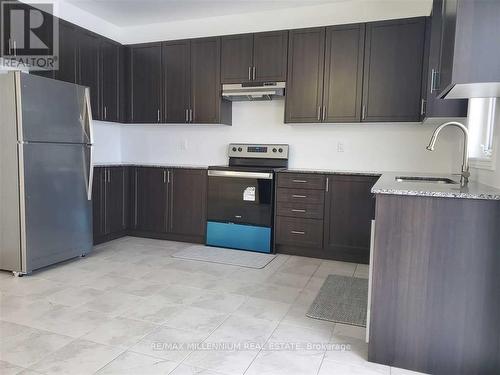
[207,170,274,227]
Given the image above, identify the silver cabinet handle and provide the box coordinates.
[189,109,193,123]
[248,66,252,80]
[430,69,440,93]
[322,106,326,121]
[12,40,17,56]
[420,99,426,116]
[326,177,329,192]
[292,194,307,198]
[252,66,256,80]
[185,109,189,123]
[362,105,367,120]
[291,209,306,213]
[8,38,12,54]
[292,179,307,183]
[167,170,170,183]
[157,109,160,123]
[291,230,305,235]
[163,170,167,183]
[104,106,107,120]
[317,106,321,121]
[107,169,111,183]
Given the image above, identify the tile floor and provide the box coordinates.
[0,237,425,375]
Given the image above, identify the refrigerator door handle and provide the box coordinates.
[83,88,94,201]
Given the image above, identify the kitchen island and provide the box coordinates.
[368,173,500,374]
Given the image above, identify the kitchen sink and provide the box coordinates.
[395,176,458,184]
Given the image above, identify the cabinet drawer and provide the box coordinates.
[276,217,323,248]
[277,188,324,205]
[277,173,326,190]
[276,202,324,219]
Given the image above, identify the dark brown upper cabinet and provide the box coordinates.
[162,40,191,123]
[285,27,325,123]
[221,34,254,83]
[437,0,500,98]
[221,31,288,83]
[285,25,364,123]
[56,20,79,84]
[323,24,365,122]
[100,39,122,122]
[190,37,231,124]
[78,30,101,119]
[362,18,426,122]
[128,43,163,124]
[422,0,467,118]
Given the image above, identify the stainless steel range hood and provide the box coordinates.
[439,83,500,99]
[222,82,285,101]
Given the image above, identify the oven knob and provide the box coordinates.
[238,147,242,152]
[232,147,237,152]
[272,148,277,153]
[278,148,283,153]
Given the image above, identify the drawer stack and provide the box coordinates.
[275,173,326,248]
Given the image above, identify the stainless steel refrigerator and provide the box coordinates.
[0,71,94,275]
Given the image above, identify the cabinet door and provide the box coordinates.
[56,21,78,84]
[285,27,325,123]
[190,37,221,123]
[133,167,168,233]
[78,30,101,119]
[105,167,127,235]
[100,39,121,122]
[323,175,378,264]
[323,24,364,122]
[92,167,105,243]
[163,40,191,123]
[424,0,467,117]
[221,34,254,83]
[253,31,288,82]
[169,169,207,237]
[362,18,426,122]
[129,43,162,123]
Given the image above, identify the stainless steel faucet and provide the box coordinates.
[426,121,470,187]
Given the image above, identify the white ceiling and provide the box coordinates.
[63,0,337,27]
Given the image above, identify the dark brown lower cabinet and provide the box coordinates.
[275,172,379,264]
[132,167,169,233]
[323,175,379,263]
[129,167,207,243]
[92,166,129,244]
[169,169,207,240]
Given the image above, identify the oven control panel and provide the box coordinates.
[228,144,289,159]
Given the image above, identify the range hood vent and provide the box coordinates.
[439,82,500,99]
[222,82,285,101]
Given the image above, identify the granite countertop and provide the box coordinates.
[280,168,382,177]
[94,162,209,169]
[372,172,500,201]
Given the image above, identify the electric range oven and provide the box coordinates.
[207,143,289,253]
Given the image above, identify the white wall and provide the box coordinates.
[93,121,122,163]
[117,101,460,173]
[120,0,433,44]
[471,136,500,189]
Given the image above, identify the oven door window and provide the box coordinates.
[207,176,273,227]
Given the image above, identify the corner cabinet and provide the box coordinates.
[362,18,426,122]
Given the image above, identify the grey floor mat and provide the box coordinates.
[171,245,277,269]
[306,274,368,327]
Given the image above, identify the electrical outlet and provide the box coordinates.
[337,142,345,153]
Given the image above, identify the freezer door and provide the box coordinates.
[18,73,91,144]
[21,142,92,272]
